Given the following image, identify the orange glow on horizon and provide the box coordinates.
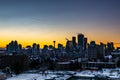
[0,27,119,48]
[0,39,66,48]
[0,39,119,49]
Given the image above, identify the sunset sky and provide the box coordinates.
[0,0,120,48]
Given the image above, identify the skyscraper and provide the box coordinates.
[6,40,22,54]
[88,41,97,59]
[72,36,76,47]
[65,41,73,53]
[78,33,84,49]
[97,43,105,59]
[84,37,87,50]
[106,42,114,55]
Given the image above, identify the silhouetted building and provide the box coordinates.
[37,44,40,53]
[97,43,105,59]
[25,46,32,55]
[57,44,63,53]
[32,43,40,55]
[106,42,114,55]
[78,33,84,51]
[49,45,53,50]
[42,45,49,54]
[72,36,76,47]
[88,41,97,59]
[84,37,87,51]
[18,44,22,53]
[6,40,22,54]
[66,41,73,53]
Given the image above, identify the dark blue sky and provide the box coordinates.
[0,0,120,25]
[0,0,120,47]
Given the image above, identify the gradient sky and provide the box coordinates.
[0,0,120,48]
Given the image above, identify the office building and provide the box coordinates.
[88,41,97,59]
[78,33,84,50]
[72,36,76,47]
[84,37,87,51]
[32,43,40,55]
[97,43,105,59]
[6,40,22,54]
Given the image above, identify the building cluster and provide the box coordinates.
[6,40,22,54]
[5,34,116,61]
[65,34,115,60]
[0,33,120,72]
[63,33,118,70]
[24,43,40,55]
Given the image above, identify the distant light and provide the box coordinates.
[108,55,112,59]
[119,49,120,51]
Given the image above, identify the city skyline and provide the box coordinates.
[2,33,119,49]
[0,0,120,48]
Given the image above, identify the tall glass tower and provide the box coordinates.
[78,33,84,49]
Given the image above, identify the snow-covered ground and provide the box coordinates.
[6,71,74,80]
[75,70,95,78]
[6,68,120,80]
[75,68,120,79]
[6,73,58,80]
